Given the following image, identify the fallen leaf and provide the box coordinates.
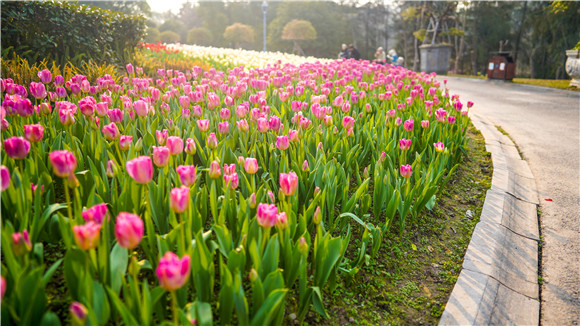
[427,245,434,253]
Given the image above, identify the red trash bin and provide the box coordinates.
[487,52,516,80]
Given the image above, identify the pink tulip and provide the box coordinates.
[126,156,153,184]
[237,119,249,132]
[448,116,456,124]
[115,212,144,250]
[400,164,412,178]
[433,142,445,153]
[288,129,299,142]
[102,122,120,140]
[126,64,134,75]
[156,251,191,291]
[218,121,229,134]
[108,108,124,123]
[134,100,148,117]
[342,116,355,129]
[399,138,412,151]
[1,276,5,301]
[185,138,196,155]
[170,186,190,213]
[421,120,430,129]
[220,108,231,120]
[403,119,414,132]
[106,160,116,178]
[269,116,281,131]
[435,108,447,122]
[152,146,170,167]
[244,158,259,174]
[257,203,278,228]
[73,221,101,250]
[177,165,197,186]
[79,96,96,116]
[166,136,184,155]
[224,172,239,189]
[96,102,109,116]
[156,129,168,145]
[12,229,32,256]
[395,117,402,126]
[119,135,132,151]
[257,117,269,133]
[179,96,190,109]
[70,302,88,325]
[313,206,321,224]
[82,203,108,224]
[4,137,30,160]
[38,69,52,83]
[49,150,77,178]
[0,166,10,192]
[279,172,298,196]
[208,161,221,179]
[467,101,474,108]
[29,82,47,99]
[23,124,44,142]
[276,212,288,229]
[207,133,218,149]
[58,107,75,125]
[197,119,210,132]
[223,163,236,176]
[276,136,289,150]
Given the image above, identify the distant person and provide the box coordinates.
[338,44,349,59]
[373,47,386,64]
[387,49,398,64]
[348,44,361,60]
[395,56,405,67]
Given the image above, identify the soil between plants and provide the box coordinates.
[291,124,492,325]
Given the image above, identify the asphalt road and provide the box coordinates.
[443,76,580,325]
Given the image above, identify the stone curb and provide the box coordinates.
[439,113,540,325]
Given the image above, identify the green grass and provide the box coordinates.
[512,78,579,91]
[290,124,493,325]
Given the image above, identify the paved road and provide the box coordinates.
[443,77,580,325]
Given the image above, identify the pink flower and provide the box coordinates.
[170,186,190,213]
[23,124,44,143]
[4,137,30,160]
[70,302,88,325]
[49,150,77,178]
[206,133,218,149]
[156,129,168,145]
[400,164,412,178]
[467,101,474,108]
[218,121,229,134]
[223,163,236,176]
[421,120,430,129]
[403,119,414,132]
[126,63,134,75]
[208,161,221,179]
[134,100,148,117]
[73,221,101,250]
[237,119,249,132]
[185,138,196,155]
[126,156,153,184]
[399,138,412,151]
[224,96,234,107]
[119,135,133,151]
[244,158,259,174]
[114,214,144,249]
[177,165,197,186]
[276,212,288,229]
[257,117,269,133]
[289,129,299,142]
[302,160,309,172]
[269,116,281,131]
[12,229,32,256]
[257,203,278,228]
[395,117,402,126]
[102,122,120,141]
[166,136,184,155]
[342,116,355,129]
[276,136,289,150]
[0,166,10,192]
[179,96,190,109]
[435,108,447,122]
[433,142,445,153]
[29,82,47,99]
[220,108,231,120]
[1,276,5,301]
[197,119,210,132]
[224,172,239,189]
[108,108,124,123]
[279,172,298,196]
[82,203,108,224]
[38,69,52,83]
[152,146,170,167]
[79,96,96,116]
[106,160,116,178]
[156,251,191,291]
[448,116,456,124]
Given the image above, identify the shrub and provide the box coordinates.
[145,27,161,43]
[160,31,181,43]
[187,27,214,46]
[0,1,146,67]
[223,23,255,48]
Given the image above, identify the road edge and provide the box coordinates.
[438,113,540,325]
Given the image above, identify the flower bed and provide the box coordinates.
[0,56,473,325]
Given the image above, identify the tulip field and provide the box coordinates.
[0,46,474,325]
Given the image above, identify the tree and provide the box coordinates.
[78,0,151,17]
[145,28,161,43]
[282,19,317,56]
[159,18,187,42]
[187,27,214,46]
[160,31,181,43]
[223,23,254,48]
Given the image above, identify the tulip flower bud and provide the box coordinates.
[249,268,259,282]
[73,221,101,250]
[302,160,309,172]
[185,138,196,155]
[67,173,80,188]
[267,190,275,203]
[134,137,143,152]
[1,166,10,192]
[209,161,221,179]
[363,166,369,179]
[279,172,298,196]
[106,160,117,178]
[276,212,288,230]
[70,302,89,326]
[379,151,386,163]
[249,193,257,209]
[257,203,278,229]
[313,206,322,224]
[314,186,321,197]
[170,186,190,214]
[207,133,218,149]
[12,230,32,256]
[298,237,308,254]
[1,276,5,302]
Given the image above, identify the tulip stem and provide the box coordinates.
[64,179,73,223]
[171,290,179,326]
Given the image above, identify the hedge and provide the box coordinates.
[1,0,146,67]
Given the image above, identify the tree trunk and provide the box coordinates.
[514,1,528,63]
